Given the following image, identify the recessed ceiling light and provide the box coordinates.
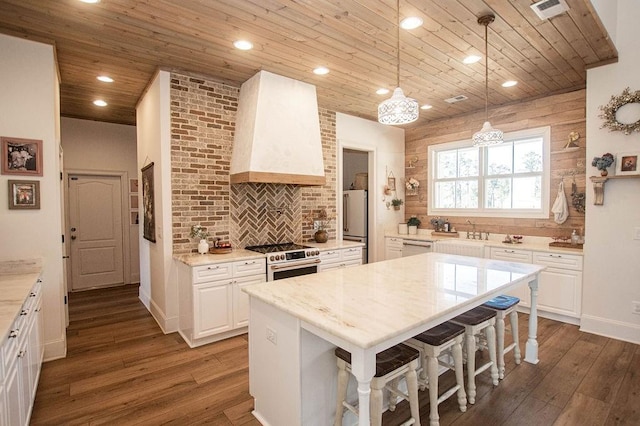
[420,104,433,110]
[233,40,253,50]
[79,0,100,3]
[463,55,482,64]
[93,99,107,107]
[376,88,390,95]
[400,17,423,30]
[502,80,518,87]
[97,75,114,83]
[313,67,329,75]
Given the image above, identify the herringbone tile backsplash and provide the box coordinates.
[230,183,302,248]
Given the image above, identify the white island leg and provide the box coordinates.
[525,277,539,364]
[350,348,377,426]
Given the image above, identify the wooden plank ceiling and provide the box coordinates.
[0,0,616,127]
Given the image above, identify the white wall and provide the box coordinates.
[0,34,66,360]
[61,117,140,283]
[336,113,405,263]
[584,0,640,343]
[136,71,178,333]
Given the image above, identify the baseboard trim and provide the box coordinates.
[148,298,178,334]
[43,336,67,362]
[580,314,640,345]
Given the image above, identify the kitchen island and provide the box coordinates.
[244,253,545,426]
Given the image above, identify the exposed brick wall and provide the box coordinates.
[170,73,238,254]
[170,72,337,253]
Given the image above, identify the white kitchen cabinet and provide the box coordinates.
[489,247,533,306]
[318,247,362,272]
[178,258,266,347]
[532,252,583,321]
[384,237,403,260]
[490,246,583,324]
[1,276,43,426]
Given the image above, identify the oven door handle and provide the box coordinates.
[270,259,321,270]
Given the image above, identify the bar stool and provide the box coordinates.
[407,321,467,426]
[334,343,421,426]
[451,305,499,404]
[482,295,521,379]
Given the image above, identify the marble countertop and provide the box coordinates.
[243,252,544,349]
[174,240,364,266]
[0,258,42,340]
[385,231,583,255]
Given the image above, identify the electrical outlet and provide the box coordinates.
[632,301,640,315]
[266,327,277,345]
[634,227,640,240]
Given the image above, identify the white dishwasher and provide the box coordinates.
[401,239,434,257]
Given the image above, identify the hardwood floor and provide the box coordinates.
[32,285,639,425]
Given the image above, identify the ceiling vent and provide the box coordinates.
[444,94,468,104]
[530,0,569,20]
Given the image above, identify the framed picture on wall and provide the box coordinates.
[1,137,43,176]
[8,180,40,209]
[141,162,156,243]
[129,178,139,193]
[615,151,640,176]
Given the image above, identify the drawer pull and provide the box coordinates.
[8,331,17,339]
[18,350,26,359]
[504,250,515,253]
[20,310,28,316]
[549,254,563,258]
[244,261,255,265]
[206,266,219,270]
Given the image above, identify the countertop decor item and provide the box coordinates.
[405,177,419,194]
[407,216,421,235]
[190,224,210,254]
[391,198,403,210]
[615,151,640,176]
[592,153,614,176]
[599,87,640,135]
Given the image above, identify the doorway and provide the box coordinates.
[342,148,370,264]
[67,174,126,291]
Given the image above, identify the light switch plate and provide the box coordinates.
[634,227,640,240]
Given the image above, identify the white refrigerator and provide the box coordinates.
[343,190,368,263]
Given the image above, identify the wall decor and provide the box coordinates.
[141,162,156,242]
[615,151,640,176]
[599,87,640,135]
[1,137,43,176]
[7,180,40,209]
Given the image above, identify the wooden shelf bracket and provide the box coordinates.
[589,174,640,205]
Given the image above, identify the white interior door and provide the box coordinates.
[69,175,124,290]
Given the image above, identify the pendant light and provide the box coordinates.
[378,0,419,125]
[472,14,503,147]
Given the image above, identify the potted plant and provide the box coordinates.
[190,224,210,254]
[312,209,332,243]
[592,153,615,176]
[391,198,403,210]
[407,216,421,234]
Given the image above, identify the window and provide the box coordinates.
[428,126,550,218]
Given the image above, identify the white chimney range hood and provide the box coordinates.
[230,70,326,186]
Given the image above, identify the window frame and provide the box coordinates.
[427,126,551,219]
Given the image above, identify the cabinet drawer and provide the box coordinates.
[320,250,340,262]
[532,252,582,271]
[192,263,233,284]
[341,247,362,261]
[386,237,403,250]
[233,258,266,278]
[490,247,532,263]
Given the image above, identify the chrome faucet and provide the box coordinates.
[466,220,479,240]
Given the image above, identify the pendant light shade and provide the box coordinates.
[378,0,419,125]
[472,14,503,147]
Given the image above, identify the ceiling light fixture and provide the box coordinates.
[79,0,100,3]
[463,55,482,64]
[472,14,503,147]
[97,75,114,83]
[313,66,329,75]
[376,88,390,95]
[400,16,423,30]
[502,80,518,87]
[93,99,107,107]
[378,0,419,125]
[420,104,433,110]
[233,40,253,50]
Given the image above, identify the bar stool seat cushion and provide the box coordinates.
[483,295,520,310]
[452,305,496,325]
[412,321,465,346]
[335,343,419,377]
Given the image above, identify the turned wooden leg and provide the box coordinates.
[486,320,499,386]
[388,377,399,411]
[465,331,477,404]
[370,378,384,426]
[495,312,506,379]
[426,353,439,426]
[510,310,521,364]
[452,336,467,412]
[334,359,349,426]
[406,361,421,426]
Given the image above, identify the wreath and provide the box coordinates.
[599,87,640,135]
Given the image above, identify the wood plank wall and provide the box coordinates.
[404,89,587,238]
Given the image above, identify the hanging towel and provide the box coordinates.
[551,181,569,224]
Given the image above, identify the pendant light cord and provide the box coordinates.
[484,20,488,120]
[396,0,400,88]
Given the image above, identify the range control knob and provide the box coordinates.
[269,256,275,261]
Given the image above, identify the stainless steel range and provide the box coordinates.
[245,243,320,281]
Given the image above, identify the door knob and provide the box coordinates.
[71,227,76,232]
[71,235,76,240]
